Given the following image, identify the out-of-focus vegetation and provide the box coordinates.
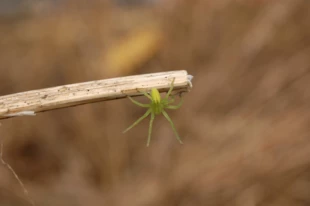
[1,0,310,205]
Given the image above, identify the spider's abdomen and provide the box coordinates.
[151,88,163,115]
[151,88,161,103]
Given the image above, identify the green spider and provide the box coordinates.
[123,78,183,147]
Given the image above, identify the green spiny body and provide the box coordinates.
[123,78,183,146]
[150,88,164,115]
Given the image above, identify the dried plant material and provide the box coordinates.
[0,142,35,206]
[0,71,191,119]
[1,0,310,205]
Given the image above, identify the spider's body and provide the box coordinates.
[123,78,183,146]
[150,88,165,115]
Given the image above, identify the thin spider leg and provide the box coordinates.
[166,97,183,110]
[160,99,173,106]
[167,95,175,104]
[146,112,155,147]
[128,96,150,108]
[162,110,183,144]
[165,78,175,99]
[123,109,151,133]
[137,89,152,100]
[168,99,175,104]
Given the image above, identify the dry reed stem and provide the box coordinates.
[0,70,192,119]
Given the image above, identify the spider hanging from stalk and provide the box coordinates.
[123,78,183,147]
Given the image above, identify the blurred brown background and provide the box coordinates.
[1,0,310,205]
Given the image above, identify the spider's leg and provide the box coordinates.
[167,95,175,104]
[123,109,151,133]
[128,96,150,108]
[165,78,175,99]
[137,89,152,100]
[162,110,183,144]
[146,112,155,147]
[142,91,152,100]
[166,96,183,110]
